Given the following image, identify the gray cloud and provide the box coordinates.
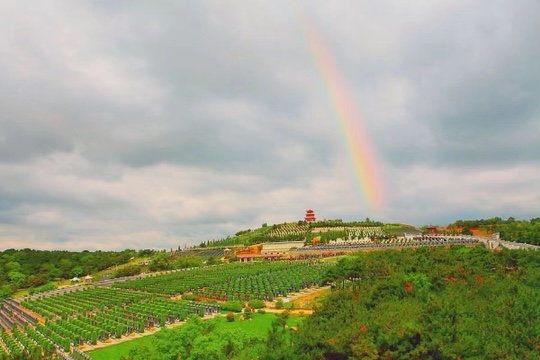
[0,1,538,250]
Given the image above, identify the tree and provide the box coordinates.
[0,285,13,300]
[8,271,26,287]
[244,307,252,320]
[58,258,74,278]
[5,261,22,272]
[48,266,62,279]
[71,266,83,278]
[264,311,294,359]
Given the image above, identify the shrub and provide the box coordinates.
[182,293,196,301]
[275,299,284,309]
[248,299,265,309]
[226,312,235,322]
[221,301,243,312]
[244,308,252,320]
[257,309,266,314]
[285,302,295,310]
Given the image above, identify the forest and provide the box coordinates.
[121,246,539,359]
[282,246,540,359]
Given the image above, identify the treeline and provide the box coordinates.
[147,252,207,272]
[0,248,141,300]
[198,226,272,248]
[312,230,348,243]
[452,217,516,227]
[449,217,540,245]
[497,218,539,244]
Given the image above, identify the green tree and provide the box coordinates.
[71,266,83,278]
[7,271,26,287]
[48,265,62,279]
[6,260,20,270]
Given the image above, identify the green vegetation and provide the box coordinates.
[113,261,329,301]
[1,216,539,359]
[147,251,208,272]
[201,216,539,249]
[11,286,218,358]
[119,246,540,359]
[87,336,153,360]
[119,314,267,360]
[198,226,271,248]
[449,217,540,245]
[221,301,243,313]
[310,218,384,228]
[382,223,422,237]
[197,218,391,248]
[117,312,302,360]
[0,248,142,300]
[248,299,265,309]
[280,246,540,359]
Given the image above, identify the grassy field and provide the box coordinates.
[226,312,294,336]
[87,312,304,359]
[86,336,153,360]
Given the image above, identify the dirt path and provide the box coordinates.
[262,308,314,315]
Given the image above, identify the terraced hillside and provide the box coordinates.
[198,219,421,248]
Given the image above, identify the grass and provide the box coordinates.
[87,312,303,359]
[225,312,277,336]
[91,257,149,281]
[86,335,153,360]
[13,279,70,298]
[286,314,307,327]
[12,289,29,297]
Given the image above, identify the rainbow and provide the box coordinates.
[299,14,384,210]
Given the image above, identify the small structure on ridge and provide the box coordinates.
[304,209,316,222]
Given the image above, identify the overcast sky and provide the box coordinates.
[1,1,538,251]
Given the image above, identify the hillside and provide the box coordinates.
[197,219,423,249]
[264,246,540,359]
